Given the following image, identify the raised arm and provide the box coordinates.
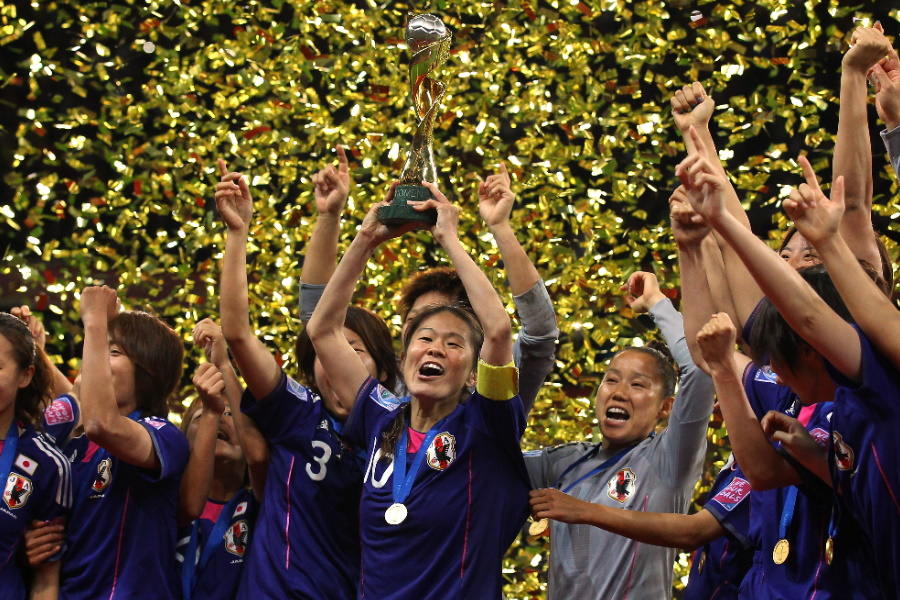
[178,362,227,526]
[697,313,800,490]
[419,182,513,367]
[873,47,900,181]
[478,163,558,404]
[216,159,282,400]
[306,184,417,408]
[529,487,725,550]
[785,156,900,369]
[78,286,159,470]
[680,128,862,381]
[194,318,268,500]
[832,25,890,270]
[299,145,352,323]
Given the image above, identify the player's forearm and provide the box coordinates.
[307,234,375,342]
[220,228,254,347]
[301,213,342,285]
[582,504,721,551]
[488,222,541,296]
[178,411,220,525]
[677,242,716,371]
[834,68,873,213]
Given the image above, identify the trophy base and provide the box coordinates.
[378,184,438,226]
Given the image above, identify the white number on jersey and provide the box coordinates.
[306,440,332,481]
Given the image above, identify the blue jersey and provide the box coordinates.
[0,424,72,600]
[684,456,752,600]
[826,327,900,598]
[740,366,880,600]
[343,377,531,600]
[42,395,190,600]
[237,372,362,600]
[176,489,258,600]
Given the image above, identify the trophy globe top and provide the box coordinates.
[406,14,449,51]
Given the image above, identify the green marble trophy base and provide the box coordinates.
[377,184,438,226]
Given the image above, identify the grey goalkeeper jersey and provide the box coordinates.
[525,298,715,600]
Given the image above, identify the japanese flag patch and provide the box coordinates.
[14,454,38,476]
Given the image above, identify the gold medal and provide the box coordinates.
[773,538,790,565]
[528,518,549,537]
[825,536,834,565]
[697,550,707,573]
[385,503,408,525]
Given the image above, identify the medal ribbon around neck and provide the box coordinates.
[774,485,799,564]
[389,415,450,524]
[0,420,21,484]
[554,433,653,494]
[182,493,244,600]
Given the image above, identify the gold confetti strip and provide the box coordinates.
[2,1,899,596]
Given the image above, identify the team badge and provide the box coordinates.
[92,458,113,492]
[224,520,249,557]
[832,431,854,471]
[427,432,456,471]
[4,473,33,509]
[607,468,636,503]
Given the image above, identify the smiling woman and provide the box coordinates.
[306,183,532,599]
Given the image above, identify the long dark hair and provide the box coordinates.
[0,313,54,427]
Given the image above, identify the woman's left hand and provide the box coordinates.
[413,182,460,246]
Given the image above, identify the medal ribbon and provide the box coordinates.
[554,434,653,494]
[0,420,21,483]
[393,415,450,507]
[778,486,798,541]
[182,493,244,600]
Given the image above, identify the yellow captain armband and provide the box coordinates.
[476,359,519,401]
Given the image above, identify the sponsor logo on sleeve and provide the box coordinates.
[45,397,75,425]
[754,366,779,384]
[711,477,751,511]
[607,468,636,503]
[143,417,168,430]
[809,428,830,448]
[427,433,456,471]
[373,385,404,412]
[4,474,33,509]
[14,454,38,476]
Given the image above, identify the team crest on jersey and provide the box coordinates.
[4,473,33,509]
[92,458,113,492]
[224,520,249,557]
[427,432,456,471]
[607,468,636,503]
[832,431,855,471]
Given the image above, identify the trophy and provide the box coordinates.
[378,14,452,225]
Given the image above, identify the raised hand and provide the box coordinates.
[843,24,891,73]
[783,156,845,246]
[529,488,591,525]
[11,305,46,349]
[696,312,738,372]
[79,286,118,328]
[670,81,714,133]
[675,127,729,223]
[215,158,253,231]
[313,145,351,216]
[417,182,461,247]
[761,410,829,479]
[872,47,900,130]
[669,186,710,248]
[620,271,665,315]
[193,318,229,367]
[193,362,227,415]
[477,163,515,228]
[357,182,420,247]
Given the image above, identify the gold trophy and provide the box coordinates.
[378,14,452,225]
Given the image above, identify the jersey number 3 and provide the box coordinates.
[306,440,332,481]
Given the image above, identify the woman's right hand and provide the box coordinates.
[23,519,65,567]
[357,181,420,246]
[215,158,254,232]
[193,362,227,415]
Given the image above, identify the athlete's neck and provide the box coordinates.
[210,463,245,503]
[409,396,457,432]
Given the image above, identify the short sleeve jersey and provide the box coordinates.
[343,377,531,600]
[740,365,880,600]
[42,395,190,600]
[684,456,752,600]
[0,423,72,600]
[237,372,362,600]
[175,488,259,600]
[826,327,900,598]
[523,298,715,600]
